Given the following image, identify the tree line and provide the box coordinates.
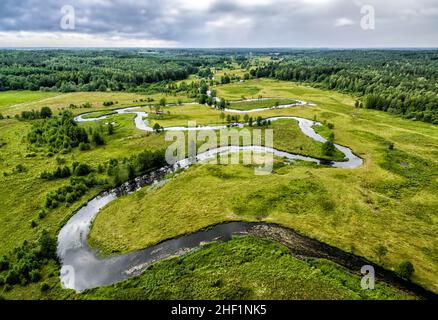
[250,50,438,124]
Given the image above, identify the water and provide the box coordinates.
[59,102,363,291]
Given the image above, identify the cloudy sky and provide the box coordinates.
[0,0,437,47]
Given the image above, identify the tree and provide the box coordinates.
[218,99,226,109]
[107,123,114,135]
[397,261,414,280]
[127,163,136,180]
[153,123,163,133]
[74,163,92,176]
[374,244,388,262]
[244,114,249,123]
[92,131,105,145]
[159,97,167,108]
[220,112,225,123]
[40,107,52,118]
[322,141,336,156]
[198,94,207,105]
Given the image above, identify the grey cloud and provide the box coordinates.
[0,0,437,47]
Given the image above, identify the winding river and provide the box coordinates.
[59,100,369,292]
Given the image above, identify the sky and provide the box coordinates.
[0,0,437,48]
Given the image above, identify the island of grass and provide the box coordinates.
[228,98,298,111]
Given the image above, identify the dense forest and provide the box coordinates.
[250,50,438,124]
[0,50,230,93]
[0,49,437,123]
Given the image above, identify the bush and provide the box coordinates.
[79,142,91,151]
[397,261,414,280]
[27,111,89,153]
[73,163,92,176]
[29,270,41,282]
[13,164,27,174]
[40,166,71,180]
[40,282,50,292]
[0,257,9,271]
[153,123,163,133]
[92,131,105,145]
[322,141,336,156]
[107,123,114,135]
[40,107,52,119]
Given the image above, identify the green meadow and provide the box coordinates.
[0,78,437,299]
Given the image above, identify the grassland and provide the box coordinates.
[0,91,193,118]
[0,78,437,298]
[89,79,437,293]
[83,237,414,300]
[228,98,298,110]
[0,91,60,110]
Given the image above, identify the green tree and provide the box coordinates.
[92,131,105,145]
[397,261,414,280]
[40,107,52,118]
[153,123,163,133]
[159,97,167,108]
[322,141,336,156]
[107,123,114,135]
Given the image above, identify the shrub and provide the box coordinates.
[92,131,105,145]
[322,141,336,156]
[27,111,89,153]
[79,142,91,151]
[374,244,388,261]
[73,163,92,176]
[397,261,414,280]
[29,270,41,282]
[13,164,27,173]
[40,282,50,292]
[0,256,9,271]
[153,123,163,133]
[107,123,114,135]
[40,107,52,119]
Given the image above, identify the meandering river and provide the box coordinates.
[60,101,367,291]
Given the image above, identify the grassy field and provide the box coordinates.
[228,98,298,110]
[0,78,437,298]
[83,237,414,300]
[0,91,193,117]
[1,236,414,300]
[89,79,437,293]
[0,91,60,110]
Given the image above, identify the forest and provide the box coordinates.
[250,50,438,124]
[0,50,229,93]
